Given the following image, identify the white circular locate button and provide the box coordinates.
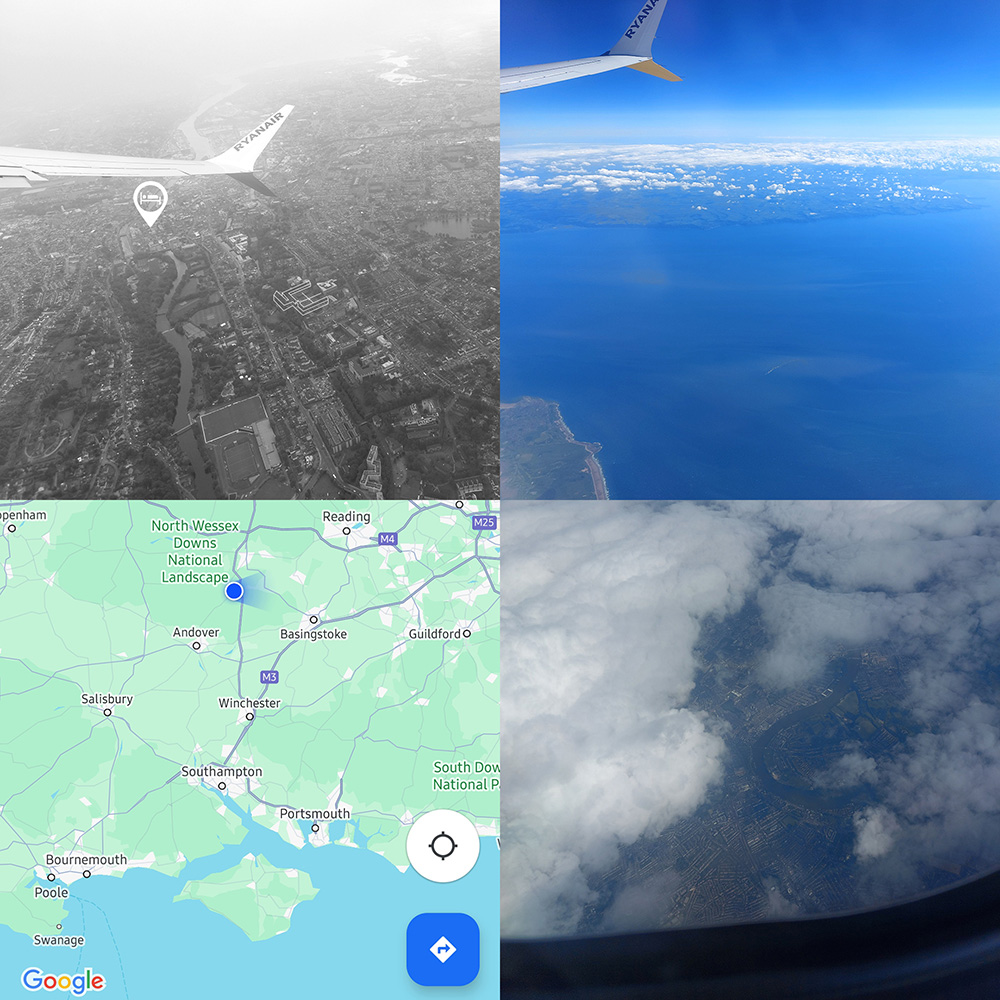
[406,809,481,883]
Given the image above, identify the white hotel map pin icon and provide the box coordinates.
[133,181,168,227]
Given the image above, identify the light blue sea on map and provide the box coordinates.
[4,806,499,999]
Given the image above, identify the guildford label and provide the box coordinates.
[408,627,472,640]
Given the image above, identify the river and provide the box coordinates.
[157,252,215,497]
[176,81,246,159]
[162,84,251,497]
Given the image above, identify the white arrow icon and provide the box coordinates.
[133,181,168,227]
[430,936,456,963]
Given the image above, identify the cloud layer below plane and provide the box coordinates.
[502,138,1000,174]
[501,501,1000,937]
[500,140,1000,227]
[500,138,998,199]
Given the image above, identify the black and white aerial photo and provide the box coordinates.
[0,0,498,499]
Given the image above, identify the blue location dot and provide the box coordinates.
[225,581,245,602]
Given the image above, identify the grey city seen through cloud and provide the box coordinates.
[502,500,1000,938]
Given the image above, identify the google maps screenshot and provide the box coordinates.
[0,501,499,996]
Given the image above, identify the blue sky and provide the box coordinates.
[502,0,1000,143]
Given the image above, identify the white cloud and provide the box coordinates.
[502,502,769,936]
[499,140,1000,219]
[502,139,1000,173]
[502,501,1000,936]
[599,871,681,933]
[880,700,1000,857]
[854,805,900,860]
[816,749,878,790]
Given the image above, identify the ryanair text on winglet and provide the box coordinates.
[233,111,285,153]
[624,0,661,38]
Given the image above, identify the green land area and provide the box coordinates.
[0,500,499,940]
[175,854,318,941]
[500,397,604,499]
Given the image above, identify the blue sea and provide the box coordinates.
[1,805,499,998]
[502,177,1000,498]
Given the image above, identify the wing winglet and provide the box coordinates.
[208,105,294,174]
[607,0,670,59]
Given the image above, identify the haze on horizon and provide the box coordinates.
[1,0,497,125]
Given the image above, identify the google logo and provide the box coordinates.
[21,968,105,996]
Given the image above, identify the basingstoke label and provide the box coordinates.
[280,628,348,641]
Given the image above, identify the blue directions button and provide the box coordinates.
[406,912,479,987]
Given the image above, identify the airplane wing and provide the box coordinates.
[0,105,294,196]
[501,0,680,93]
[501,56,679,94]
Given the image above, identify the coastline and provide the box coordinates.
[501,396,610,501]
[550,402,610,501]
